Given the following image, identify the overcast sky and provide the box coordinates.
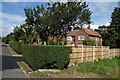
[0,0,119,37]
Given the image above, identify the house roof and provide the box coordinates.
[82,28,102,37]
[67,30,79,36]
[67,27,102,37]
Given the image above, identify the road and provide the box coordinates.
[1,44,27,78]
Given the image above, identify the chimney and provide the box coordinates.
[87,25,90,29]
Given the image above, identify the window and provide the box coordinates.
[66,44,71,46]
[67,36,72,41]
[78,44,83,46]
[96,37,98,41]
[78,35,85,40]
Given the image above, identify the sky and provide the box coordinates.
[0,0,119,37]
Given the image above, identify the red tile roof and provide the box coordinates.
[82,28,102,37]
[67,27,102,37]
[67,30,79,36]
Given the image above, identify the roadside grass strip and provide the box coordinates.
[7,44,21,56]
[17,61,33,74]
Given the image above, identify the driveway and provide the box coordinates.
[1,44,27,78]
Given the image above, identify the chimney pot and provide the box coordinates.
[87,25,90,29]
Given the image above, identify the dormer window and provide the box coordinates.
[78,35,85,40]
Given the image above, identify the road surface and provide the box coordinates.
[1,44,27,78]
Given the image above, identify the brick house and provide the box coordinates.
[66,26,102,46]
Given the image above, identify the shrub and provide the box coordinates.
[3,38,9,44]
[83,39,96,46]
[63,40,67,45]
[48,40,67,45]
[9,42,22,54]
[22,45,72,70]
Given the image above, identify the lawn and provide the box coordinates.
[20,57,119,78]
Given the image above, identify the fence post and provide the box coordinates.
[108,46,110,59]
[114,49,115,58]
[86,46,88,62]
[101,46,103,59]
[92,46,95,62]
[81,46,83,63]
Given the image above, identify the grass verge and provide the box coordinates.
[7,44,20,55]
[77,57,120,78]
[17,61,33,74]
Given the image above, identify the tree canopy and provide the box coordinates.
[3,1,92,45]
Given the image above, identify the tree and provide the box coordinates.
[95,25,110,46]
[24,8,36,43]
[107,7,120,48]
[23,1,92,45]
[45,2,92,44]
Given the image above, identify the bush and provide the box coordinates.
[22,45,72,70]
[83,39,96,46]
[9,42,22,54]
[2,38,9,44]
[48,40,58,45]
[48,40,67,45]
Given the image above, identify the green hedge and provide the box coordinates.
[9,42,22,54]
[22,45,72,70]
[83,39,96,46]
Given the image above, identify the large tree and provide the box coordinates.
[24,1,92,45]
[107,7,120,48]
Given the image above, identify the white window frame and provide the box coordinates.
[78,44,83,46]
[96,37,99,41]
[78,35,85,40]
[67,36,72,41]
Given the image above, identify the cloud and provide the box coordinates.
[1,12,25,22]
[2,0,49,2]
[88,2,117,26]
[84,24,99,30]
[1,12,25,37]
[105,22,110,26]
[1,20,17,37]
[89,2,117,17]
[1,26,14,37]
[2,0,119,2]
[86,0,119,2]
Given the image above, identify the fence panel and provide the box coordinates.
[70,46,120,65]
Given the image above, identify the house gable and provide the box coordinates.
[66,27,102,46]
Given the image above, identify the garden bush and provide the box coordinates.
[22,45,72,70]
[83,39,96,46]
[9,42,22,54]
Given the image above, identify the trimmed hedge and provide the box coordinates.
[22,45,72,70]
[9,42,22,54]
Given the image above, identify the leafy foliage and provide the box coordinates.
[9,42,22,54]
[22,45,72,70]
[83,39,96,46]
[107,8,120,48]
[2,33,16,44]
[23,2,92,44]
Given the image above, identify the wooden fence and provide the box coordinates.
[69,46,120,65]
